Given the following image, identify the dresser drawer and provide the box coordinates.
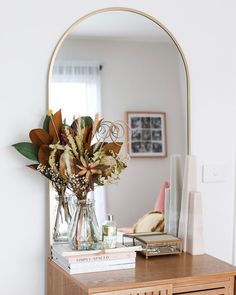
[95,279,233,295]
[173,277,234,295]
[94,284,172,295]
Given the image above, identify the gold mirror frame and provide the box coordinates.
[47,7,191,250]
[48,7,191,154]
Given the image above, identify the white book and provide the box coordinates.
[53,257,135,274]
[52,253,136,269]
[52,249,136,264]
[52,243,142,257]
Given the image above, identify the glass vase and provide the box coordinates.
[53,187,73,242]
[69,199,100,250]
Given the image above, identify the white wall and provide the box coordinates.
[55,38,186,227]
[1,1,236,295]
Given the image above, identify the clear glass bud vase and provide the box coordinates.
[69,199,100,250]
[53,187,73,242]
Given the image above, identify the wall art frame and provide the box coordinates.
[126,111,167,158]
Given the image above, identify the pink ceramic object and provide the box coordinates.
[154,181,170,213]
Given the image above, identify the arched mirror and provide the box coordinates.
[48,8,190,243]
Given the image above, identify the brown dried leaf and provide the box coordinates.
[29,129,52,146]
[87,131,93,146]
[91,116,102,139]
[102,142,123,155]
[38,145,51,165]
[49,109,62,144]
[59,155,66,179]
[84,143,92,155]
[71,117,81,134]
[82,125,92,144]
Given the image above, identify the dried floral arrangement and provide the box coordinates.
[13,110,128,200]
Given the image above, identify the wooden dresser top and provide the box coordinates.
[48,253,236,294]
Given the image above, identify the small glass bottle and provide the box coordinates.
[102,214,117,249]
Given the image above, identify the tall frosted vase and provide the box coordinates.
[69,199,100,250]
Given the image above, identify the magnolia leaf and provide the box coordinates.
[102,142,123,155]
[43,115,50,132]
[29,128,52,146]
[49,109,62,144]
[12,142,39,161]
[38,144,51,165]
[81,116,93,128]
[27,164,39,170]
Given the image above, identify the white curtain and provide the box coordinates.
[51,60,106,227]
[51,61,102,123]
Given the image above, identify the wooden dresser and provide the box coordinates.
[47,253,236,295]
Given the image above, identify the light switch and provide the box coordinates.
[202,164,226,183]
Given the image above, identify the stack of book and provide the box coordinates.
[52,243,142,274]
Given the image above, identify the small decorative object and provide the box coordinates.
[167,154,183,236]
[178,155,197,251]
[187,191,204,255]
[122,232,182,259]
[126,111,167,158]
[164,187,171,233]
[154,181,170,213]
[13,110,128,250]
[102,214,117,249]
[133,211,164,233]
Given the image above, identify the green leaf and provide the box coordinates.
[43,115,50,132]
[61,123,71,130]
[81,116,93,127]
[12,142,39,161]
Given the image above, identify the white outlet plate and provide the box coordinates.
[202,164,226,183]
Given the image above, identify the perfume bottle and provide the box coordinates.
[102,214,117,249]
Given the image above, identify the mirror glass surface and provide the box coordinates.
[49,9,188,231]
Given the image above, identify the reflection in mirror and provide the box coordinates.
[49,9,188,238]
